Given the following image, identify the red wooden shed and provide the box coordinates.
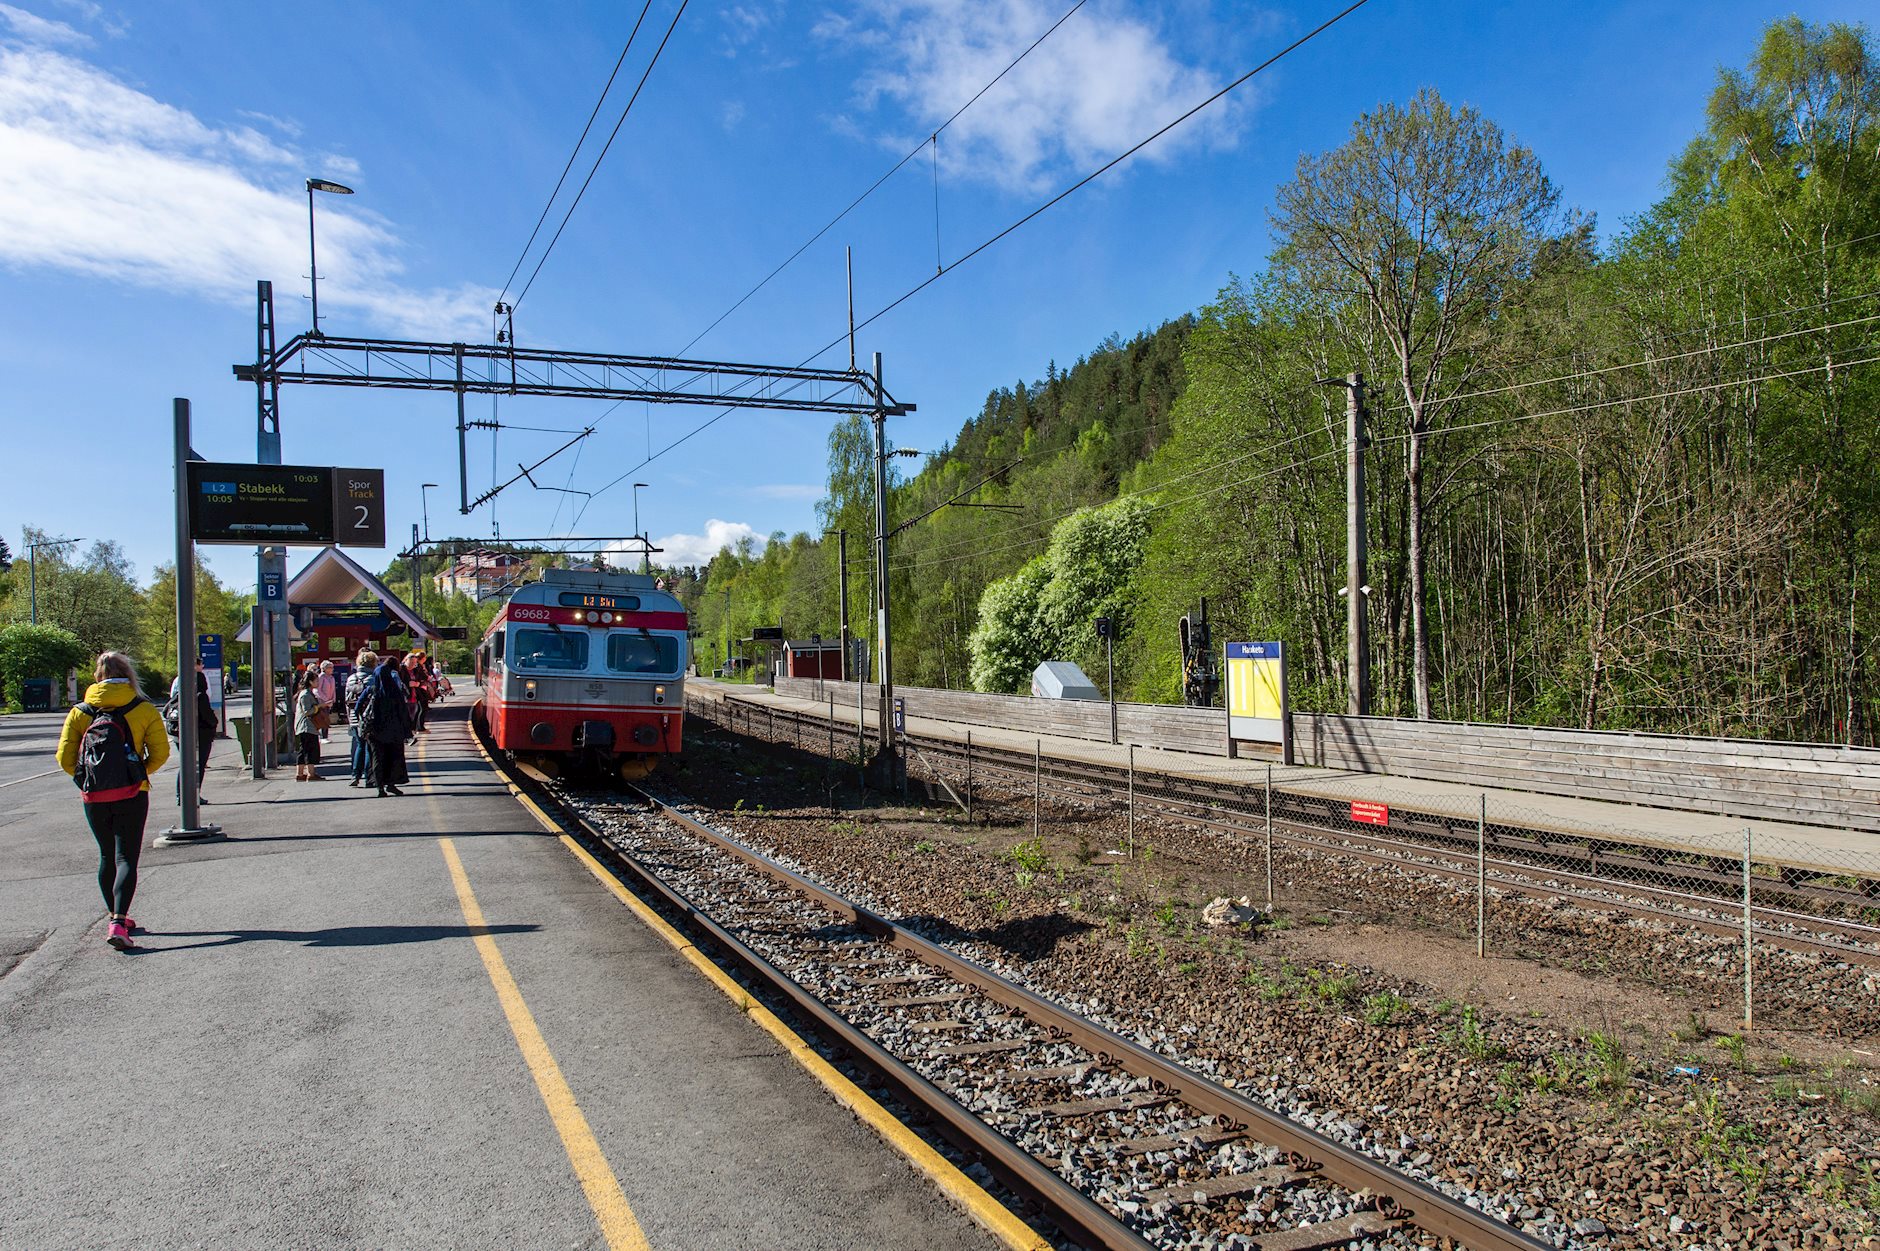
[782,638,843,680]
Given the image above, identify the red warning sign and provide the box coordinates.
[1350,801,1389,826]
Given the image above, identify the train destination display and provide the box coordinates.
[186,463,386,547]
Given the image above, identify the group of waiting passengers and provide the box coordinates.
[290,651,445,795]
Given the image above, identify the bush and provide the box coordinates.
[0,623,87,709]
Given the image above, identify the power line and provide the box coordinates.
[670,0,1090,361]
[827,0,1375,356]
[511,0,690,314]
[1377,306,1880,415]
[496,1,656,307]
[560,0,1094,467]
[892,347,1880,577]
[1381,347,1880,445]
[572,0,1372,511]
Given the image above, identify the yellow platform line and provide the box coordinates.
[461,730,1050,1251]
[437,834,652,1251]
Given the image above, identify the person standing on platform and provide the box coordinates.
[56,652,170,951]
[362,655,411,796]
[167,657,219,802]
[406,652,433,735]
[344,649,376,787]
[293,669,325,782]
[315,660,337,741]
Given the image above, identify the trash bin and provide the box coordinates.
[20,678,52,712]
[231,715,252,765]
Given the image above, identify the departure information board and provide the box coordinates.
[186,463,385,547]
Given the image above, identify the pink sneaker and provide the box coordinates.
[106,919,135,950]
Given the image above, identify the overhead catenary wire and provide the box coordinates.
[559,0,1096,473]
[669,0,1091,362]
[572,0,1372,513]
[496,0,657,308]
[510,0,690,315]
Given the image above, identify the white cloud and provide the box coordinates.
[0,3,88,46]
[625,519,765,568]
[0,44,491,337]
[833,0,1239,193]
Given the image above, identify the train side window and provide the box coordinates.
[606,633,681,675]
[493,631,505,661]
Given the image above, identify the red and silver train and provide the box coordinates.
[473,568,688,780]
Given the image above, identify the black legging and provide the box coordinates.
[85,792,149,916]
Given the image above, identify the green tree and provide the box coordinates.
[967,558,1049,693]
[1271,87,1569,718]
[0,622,87,709]
[967,497,1152,692]
[5,531,142,662]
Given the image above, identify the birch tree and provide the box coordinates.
[1271,87,1566,717]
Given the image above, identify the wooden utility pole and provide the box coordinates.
[1345,371,1371,715]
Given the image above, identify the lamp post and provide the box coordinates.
[305,177,355,335]
[418,483,438,616]
[631,482,650,574]
[25,536,81,625]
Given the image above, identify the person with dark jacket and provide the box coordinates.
[358,655,412,796]
[57,652,171,950]
[344,649,377,787]
[166,658,219,799]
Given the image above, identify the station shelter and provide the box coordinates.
[236,545,439,688]
[782,638,843,680]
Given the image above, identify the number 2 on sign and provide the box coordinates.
[354,506,369,530]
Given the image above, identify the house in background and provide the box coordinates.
[433,549,530,601]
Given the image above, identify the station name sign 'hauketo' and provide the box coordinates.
[185,463,386,548]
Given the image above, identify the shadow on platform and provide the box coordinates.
[130,922,540,953]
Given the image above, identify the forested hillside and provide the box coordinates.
[682,18,1878,746]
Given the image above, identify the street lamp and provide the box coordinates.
[631,482,650,574]
[305,176,355,335]
[419,483,438,614]
[24,536,81,625]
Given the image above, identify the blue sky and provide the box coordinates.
[2,0,1871,589]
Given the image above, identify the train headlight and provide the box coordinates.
[601,612,613,624]
[653,685,666,704]
[587,611,600,623]
[524,680,537,700]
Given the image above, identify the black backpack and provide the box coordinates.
[75,697,148,796]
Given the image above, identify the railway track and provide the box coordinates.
[699,695,1880,966]
[489,738,1554,1251]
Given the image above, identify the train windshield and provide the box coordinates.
[606,633,682,675]
[511,628,590,672]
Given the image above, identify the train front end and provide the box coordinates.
[475,569,688,781]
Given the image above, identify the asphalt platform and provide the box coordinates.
[0,701,1001,1251]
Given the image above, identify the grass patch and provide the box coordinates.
[1004,836,1049,875]
[1362,991,1410,1027]
[1444,1005,1505,1062]
[1580,1031,1634,1093]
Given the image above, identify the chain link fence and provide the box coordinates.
[686,692,1880,1033]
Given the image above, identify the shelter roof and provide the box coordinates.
[236,546,437,643]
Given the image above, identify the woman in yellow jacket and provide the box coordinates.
[56,651,170,950]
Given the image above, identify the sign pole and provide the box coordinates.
[159,398,221,844]
[249,604,267,779]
